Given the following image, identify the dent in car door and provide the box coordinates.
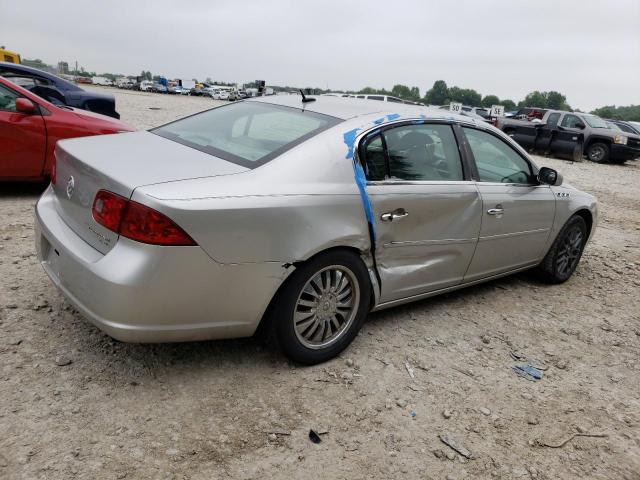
[360,123,481,303]
[368,183,482,301]
[461,127,556,281]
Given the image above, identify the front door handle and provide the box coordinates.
[381,209,409,222]
[487,206,504,216]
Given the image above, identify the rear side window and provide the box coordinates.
[385,124,463,181]
[368,96,384,101]
[153,102,341,168]
[362,123,464,182]
[363,135,386,181]
[546,112,560,128]
[463,128,532,184]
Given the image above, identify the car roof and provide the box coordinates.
[0,61,80,90]
[248,94,465,121]
[0,76,57,108]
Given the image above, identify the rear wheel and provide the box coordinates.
[271,250,371,365]
[586,142,609,163]
[536,215,587,283]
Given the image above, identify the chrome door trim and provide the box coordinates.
[383,238,476,248]
[478,227,549,242]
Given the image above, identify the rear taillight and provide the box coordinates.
[92,190,196,246]
[93,190,128,232]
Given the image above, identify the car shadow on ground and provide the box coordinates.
[0,182,48,197]
[62,269,543,379]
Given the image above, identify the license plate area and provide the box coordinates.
[41,234,62,280]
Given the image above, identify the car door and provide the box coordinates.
[461,127,555,281]
[362,122,482,303]
[550,113,584,158]
[0,83,47,179]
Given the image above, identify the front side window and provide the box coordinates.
[561,114,582,128]
[368,96,384,101]
[153,102,340,168]
[0,84,18,112]
[582,115,608,129]
[362,124,464,182]
[463,128,533,184]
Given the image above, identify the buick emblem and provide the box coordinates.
[66,176,75,199]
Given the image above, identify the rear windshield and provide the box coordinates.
[152,102,341,168]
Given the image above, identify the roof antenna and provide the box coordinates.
[300,89,316,103]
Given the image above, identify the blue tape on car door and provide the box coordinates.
[343,128,377,241]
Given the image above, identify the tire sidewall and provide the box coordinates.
[587,142,609,163]
[549,216,587,282]
[273,251,371,365]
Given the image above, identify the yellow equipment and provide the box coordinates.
[0,47,21,64]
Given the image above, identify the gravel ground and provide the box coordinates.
[1,88,639,480]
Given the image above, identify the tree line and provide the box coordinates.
[348,80,572,112]
[15,60,640,121]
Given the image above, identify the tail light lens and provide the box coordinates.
[92,190,196,246]
[93,190,128,232]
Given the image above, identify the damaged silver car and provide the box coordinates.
[35,95,597,364]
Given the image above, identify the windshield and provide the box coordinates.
[152,101,341,168]
[606,121,622,131]
[582,115,608,129]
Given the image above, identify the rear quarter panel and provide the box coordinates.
[134,128,371,264]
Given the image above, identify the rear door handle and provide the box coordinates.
[487,207,504,216]
[381,209,409,222]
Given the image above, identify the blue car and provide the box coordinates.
[0,62,120,119]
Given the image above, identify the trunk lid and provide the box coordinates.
[53,131,248,254]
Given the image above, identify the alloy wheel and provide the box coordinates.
[556,226,584,277]
[588,146,605,162]
[293,265,360,350]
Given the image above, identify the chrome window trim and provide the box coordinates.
[366,180,476,187]
[478,228,550,242]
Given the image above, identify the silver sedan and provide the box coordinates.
[35,95,597,364]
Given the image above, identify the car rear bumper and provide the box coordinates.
[35,186,288,343]
[611,144,640,161]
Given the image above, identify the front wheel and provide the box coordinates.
[586,142,610,163]
[271,250,371,364]
[536,215,588,283]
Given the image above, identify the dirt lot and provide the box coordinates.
[1,88,639,480]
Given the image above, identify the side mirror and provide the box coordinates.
[538,167,563,186]
[576,122,586,129]
[15,98,38,115]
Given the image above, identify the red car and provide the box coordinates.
[0,77,133,182]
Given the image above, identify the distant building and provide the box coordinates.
[58,61,69,74]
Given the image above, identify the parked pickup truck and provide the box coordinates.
[497,110,640,164]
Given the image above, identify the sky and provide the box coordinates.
[2,0,639,111]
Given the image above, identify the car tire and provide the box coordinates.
[586,142,610,163]
[270,250,371,365]
[536,215,588,284]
